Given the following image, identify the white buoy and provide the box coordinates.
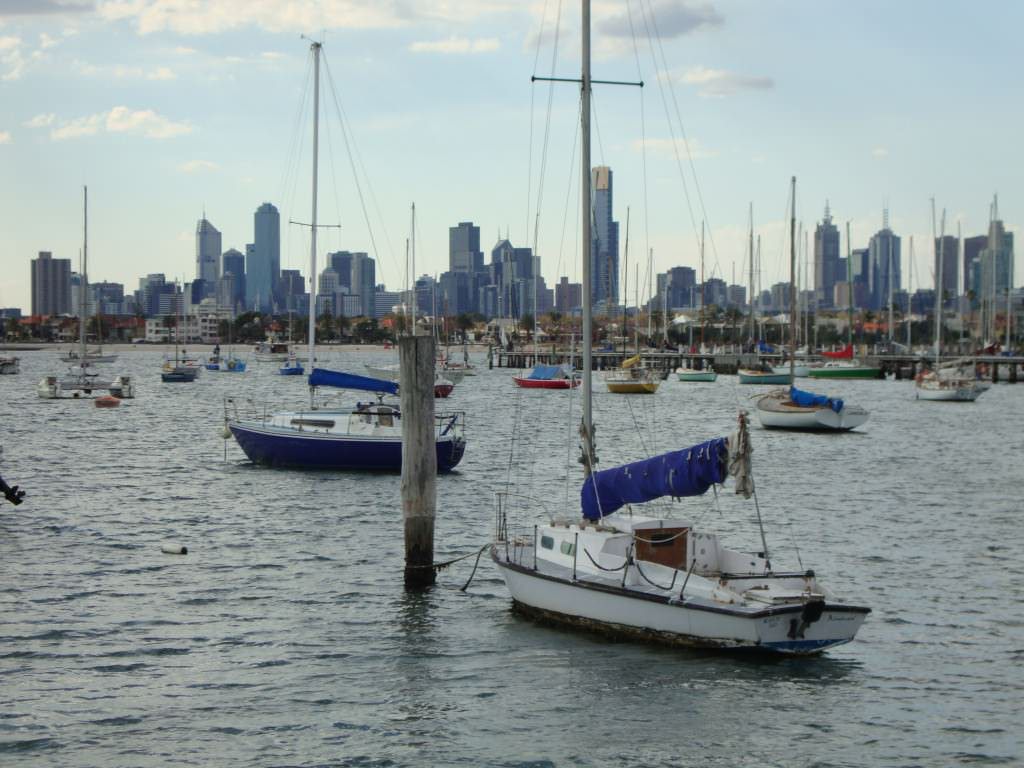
[161,543,188,555]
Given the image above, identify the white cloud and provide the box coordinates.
[24,112,56,128]
[173,45,196,55]
[49,106,192,140]
[0,131,11,144]
[147,65,175,80]
[680,66,774,97]
[260,51,284,60]
[871,147,889,158]
[409,36,500,54]
[72,59,176,80]
[179,159,218,173]
[0,35,26,80]
[38,32,59,49]
[597,0,723,39]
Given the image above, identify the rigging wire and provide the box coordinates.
[526,0,554,247]
[531,0,564,263]
[321,53,396,284]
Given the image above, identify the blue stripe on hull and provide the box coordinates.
[759,637,851,654]
[229,424,465,472]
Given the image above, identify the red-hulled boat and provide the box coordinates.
[513,364,580,389]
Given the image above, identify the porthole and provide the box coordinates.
[540,535,554,550]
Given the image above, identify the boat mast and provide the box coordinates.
[580,0,594,475]
[846,220,853,349]
[621,207,629,358]
[699,220,705,351]
[930,198,943,365]
[907,236,913,350]
[747,204,754,343]
[80,185,88,364]
[788,177,796,387]
[306,40,321,376]
[411,203,417,334]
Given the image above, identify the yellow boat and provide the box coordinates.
[604,355,660,394]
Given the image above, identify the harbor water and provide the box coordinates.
[1,347,1021,766]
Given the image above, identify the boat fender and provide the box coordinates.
[221,424,232,439]
[161,544,188,555]
[788,599,825,639]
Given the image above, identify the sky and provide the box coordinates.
[1,0,1021,312]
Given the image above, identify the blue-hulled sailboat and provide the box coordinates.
[225,369,465,472]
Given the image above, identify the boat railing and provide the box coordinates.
[494,491,557,566]
[223,396,275,425]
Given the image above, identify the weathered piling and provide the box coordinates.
[1010,364,1018,384]
[400,335,437,589]
[992,362,1000,384]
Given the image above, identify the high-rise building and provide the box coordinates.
[813,204,841,307]
[933,235,959,301]
[350,253,376,317]
[665,266,696,309]
[279,269,305,313]
[449,222,483,274]
[246,203,280,312]
[555,277,582,313]
[328,251,353,291]
[591,166,619,310]
[221,248,246,312]
[195,217,221,288]
[30,251,71,316]
[868,214,901,310]
[964,235,987,300]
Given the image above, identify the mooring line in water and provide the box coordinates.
[403,543,491,591]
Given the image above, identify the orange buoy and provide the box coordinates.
[95,395,121,408]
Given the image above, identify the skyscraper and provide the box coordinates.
[813,203,841,307]
[868,213,901,310]
[246,202,280,312]
[350,252,376,317]
[933,235,958,301]
[195,216,221,287]
[591,166,619,310]
[449,222,483,273]
[964,235,987,300]
[327,251,353,291]
[30,251,71,316]
[221,248,246,312]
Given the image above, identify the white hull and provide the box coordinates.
[60,353,118,364]
[494,554,867,655]
[37,374,135,399]
[915,383,983,401]
[772,364,809,378]
[756,402,869,431]
[0,357,19,375]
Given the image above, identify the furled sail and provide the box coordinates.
[790,386,843,413]
[581,438,728,521]
[308,368,398,395]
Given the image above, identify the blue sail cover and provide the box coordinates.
[790,386,843,413]
[581,438,728,521]
[528,364,565,380]
[308,368,399,395]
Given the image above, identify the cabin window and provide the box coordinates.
[540,535,554,550]
[378,413,394,427]
[560,541,576,556]
[290,418,335,429]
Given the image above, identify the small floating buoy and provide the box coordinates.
[95,395,120,408]
[161,544,188,555]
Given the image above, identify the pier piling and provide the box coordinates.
[400,335,437,589]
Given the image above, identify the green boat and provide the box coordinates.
[737,369,791,385]
[807,362,882,380]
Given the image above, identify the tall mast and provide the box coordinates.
[886,208,894,343]
[646,247,653,345]
[930,198,944,365]
[622,207,629,357]
[747,204,754,342]
[907,236,914,350]
[699,220,705,350]
[80,185,88,362]
[788,177,796,386]
[410,203,417,333]
[846,220,853,349]
[580,0,594,475]
[306,40,321,374]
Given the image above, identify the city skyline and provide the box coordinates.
[1,1,1021,312]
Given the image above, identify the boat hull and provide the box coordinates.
[228,423,465,472]
[772,364,810,378]
[737,370,791,385]
[915,383,983,401]
[676,370,717,382]
[494,556,868,655]
[756,401,870,431]
[512,376,579,389]
[808,366,882,380]
[606,380,659,394]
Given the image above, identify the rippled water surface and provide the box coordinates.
[1,347,1021,766]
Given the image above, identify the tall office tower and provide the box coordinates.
[555,277,582,313]
[246,202,280,312]
[195,216,222,287]
[279,269,305,312]
[449,221,483,273]
[30,251,72,316]
[665,266,696,309]
[591,166,619,310]
[221,248,246,311]
[979,198,1014,296]
[327,251,354,291]
[868,211,901,310]
[963,235,987,300]
[813,203,841,307]
[933,235,959,300]
[350,253,375,317]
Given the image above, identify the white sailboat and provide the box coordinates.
[676,222,717,382]
[755,181,869,431]
[916,202,988,401]
[491,4,869,654]
[38,187,135,400]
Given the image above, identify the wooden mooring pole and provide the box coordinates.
[400,335,436,589]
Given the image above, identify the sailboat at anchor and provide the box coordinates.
[490,0,870,654]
